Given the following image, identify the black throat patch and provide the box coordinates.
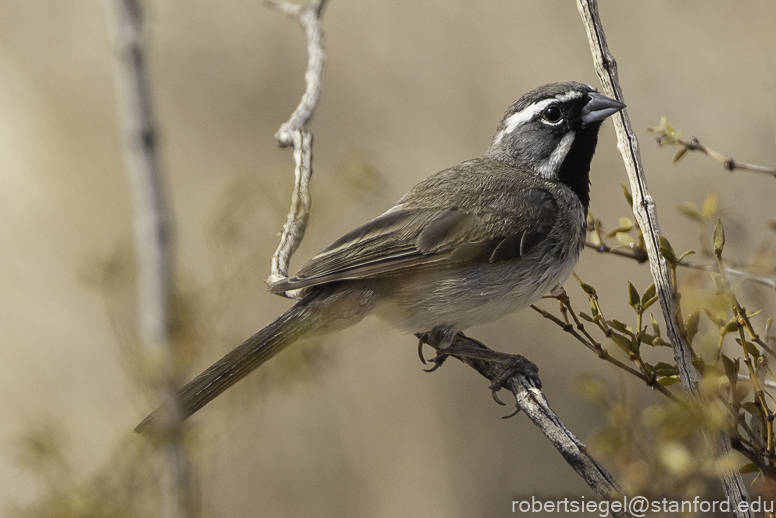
[556,121,601,212]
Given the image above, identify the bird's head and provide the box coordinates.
[486,82,625,208]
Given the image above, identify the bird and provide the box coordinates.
[135,81,625,434]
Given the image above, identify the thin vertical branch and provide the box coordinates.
[103,0,196,516]
[266,0,329,296]
[575,1,753,515]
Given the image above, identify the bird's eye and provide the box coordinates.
[543,105,562,123]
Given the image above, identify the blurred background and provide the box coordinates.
[0,1,774,516]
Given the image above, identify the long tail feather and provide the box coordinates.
[135,297,317,434]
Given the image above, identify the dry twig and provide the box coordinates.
[649,117,776,179]
[266,0,329,295]
[576,0,753,515]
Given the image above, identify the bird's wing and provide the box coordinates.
[269,166,559,293]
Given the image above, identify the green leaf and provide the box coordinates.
[742,401,760,417]
[723,319,740,334]
[741,339,760,358]
[616,232,634,247]
[610,332,635,354]
[618,217,634,228]
[678,201,700,221]
[653,362,679,376]
[642,296,659,311]
[610,320,629,333]
[739,463,760,474]
[651,313,661,336]
[579,312,594,323]
[657,375,681,386]
[628,282,640,310]
[658,235,677,265]
[579,280,597,297]
[672,146,688,163]
[604,218,635,238]
[721,354,737,383]
[713,219,725,255]
[684,310,700,343]
[702,193,718,220]
[641,283,656,306]
[658,235,674,254]
[620,183,633,207]
[703,308,722,328]
[676,250,695,263]
[605,226,632,239]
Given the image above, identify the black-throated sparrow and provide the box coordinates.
[136,82,624,433]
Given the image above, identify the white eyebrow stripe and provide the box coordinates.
[502,98,554,135]
[501,90,586,136]
[554,89,585,103]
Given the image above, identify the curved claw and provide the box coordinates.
[501,406,521,419]
[490,386,506,406]
[417,336,427,365]
[423,361,442,373]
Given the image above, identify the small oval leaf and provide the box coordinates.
[684,310,700,343]
[713,219,725,255]
[641,283,656,305]
[628,282,640,309]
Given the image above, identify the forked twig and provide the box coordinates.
[266,0,329,295]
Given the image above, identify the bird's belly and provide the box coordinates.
[373,250,578,335]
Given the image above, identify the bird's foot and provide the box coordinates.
[416,331,451,372]
[487,354,540,418]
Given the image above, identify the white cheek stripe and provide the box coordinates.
[537,131,575,179]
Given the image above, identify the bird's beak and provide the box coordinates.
[581,92,626,126]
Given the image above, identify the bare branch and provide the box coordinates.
[266,0,328,294]
[575,1,753,515]
[103,0,196,515]
[436,334,632,517]
[649,117,776,179]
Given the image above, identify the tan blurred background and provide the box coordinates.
[0,1,774,516]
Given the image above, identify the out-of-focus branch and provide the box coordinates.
[265,0,329,295]
[585,241,776,293]
[103,0,196,516]
[575,1,753,515]
[434,334,631,518]
[649,117,776,179]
